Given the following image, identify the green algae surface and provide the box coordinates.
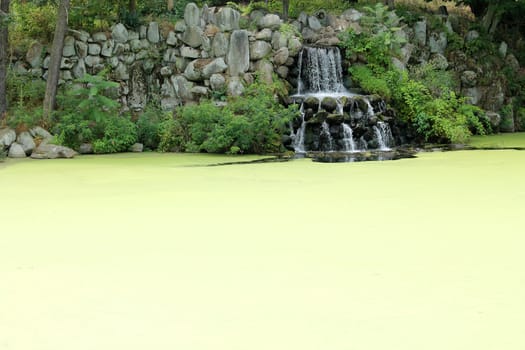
[1,151,525,350]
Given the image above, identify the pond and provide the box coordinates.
[1,149,525,350]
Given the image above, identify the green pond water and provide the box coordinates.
[1,150,525,350]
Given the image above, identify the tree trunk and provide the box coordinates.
[129,0,136,14]
[167,0,174,12]
[282,0,289,21]
[481,2,503,35]
[384,0,394,10]
[43,0,70,120]
[0,0,10,121]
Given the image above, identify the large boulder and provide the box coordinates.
[0,128,16,150]
[258,14,281,30]
[414,20,427,46]
[29,126,53,141]
[210,73,226,91]
[147,22,160,43]
[216,7,240,31]
[62,36,76,57]
[112,23,129,43]
[31,143,77,159]
[227,30,250,76]
[202,58,228,78]
[273,47,289,66]
[250,41,272,60]
[16,131,36,156]
[8,143,27,158]
[26,42,44,68]
[184,2,201,27]
[182,26,204,48]
[212,32,229,57]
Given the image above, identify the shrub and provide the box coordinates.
[9,2,57,48]
[92,115,137,153]
[136,106,163,150]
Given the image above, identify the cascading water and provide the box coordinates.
[374,121,394,151]
[342,124,356,152]
[289,46,395,157]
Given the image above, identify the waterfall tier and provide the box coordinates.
[288,46,396,154]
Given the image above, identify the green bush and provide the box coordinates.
[52,72,136,153]
[136,106,163,150]
[92,115,138,153]
[157,79,297,154]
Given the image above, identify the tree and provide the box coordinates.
[0,0,10,121]
[42,0,70,120]
[282,0,289,21]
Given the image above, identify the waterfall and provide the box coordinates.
[292,103,306,153]
[298,47,347,94]
[342,123,357,152]
[374,121,394,151]
[320,121,333,151]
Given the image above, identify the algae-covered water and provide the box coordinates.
[1,150,525,350]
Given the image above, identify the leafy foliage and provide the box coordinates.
[339,2,488,144]
[52,72,137,152]
[9,1,56,47]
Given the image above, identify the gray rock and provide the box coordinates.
[315,36,340,46]
[73,30,90,42]
[461,70,477,87]
[113,43,128,55]
[129,143,144,152]
[191,86,209,97]
[171,75,194,101]
[273,47,289,66]
[147,22,160,43]
[256,28,273,41]
[16,131,35,155]
[139,25,148,39]
[114,63,129,80]
[101,40,115,57]
[92,32,108,42]
[0,128,16,150]
[341,9,363,22]
[308,16,322,32]
[175,57,189,72]
[258,14,281,30]
[128,64,147,111]
[429,32,447,54]
[60,70,73,81]
[62,36,76,57]
[8,143,26,158]
[78,143,94,154]
[227,30,250,76]
[163,48,179,63]
[400,43,414,64]
[181,46,201,58]
[182,25,204,48]
[26,42,44,68]
[29,126,52,140]
[272,31,288,50]
[216,7,240,31]
[250,40,272,60]
[202,58,228,78]
[505,54,520,72]
[166,31,178,46]
[175,20,187,33]
[463,87,483,105]
[276,65,289,79]
[212,32,229,57]
[184,2,201,27]
[210,73,226,91]
[60,57,74,70]
[184,60,204,81]
[75,41,88,58]
[499,41,508,58]
[414,20,427,46]
[13,61,28,75]
[112,24,129,43]
[128,30,139,41]
[298,12,308,25]
[429,53,448,70]
[465,30,479,43]
[161,97,181,111]
[130,39,142,52]
[160,66,173,76]
[84,55,103,67]
[485,112,501,129]
[88,43,102,56]
[391,57,406,71]
[228,77,245,96]
[254,60,273,85]
[31,143,77,159]
[287,37,302,56]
